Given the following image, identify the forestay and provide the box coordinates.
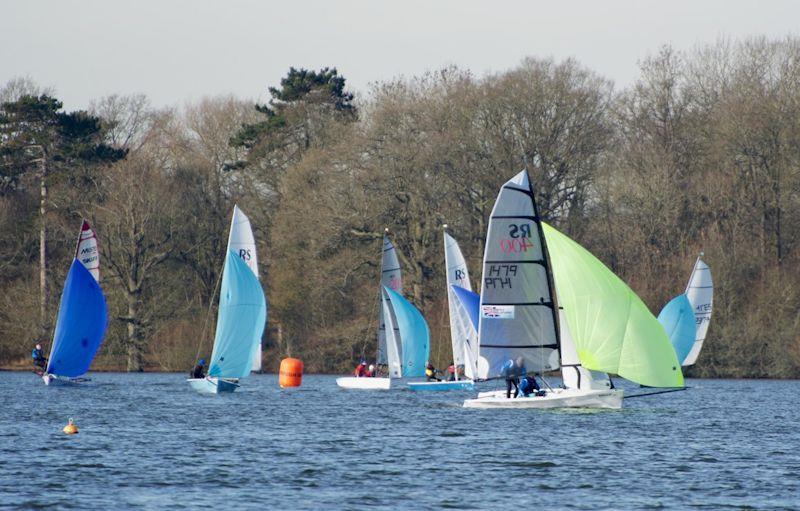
[658,294,697,365]
[377,234,402,365]
[541,222,684,388]
[444,231,478,380]
[46,260,108,377]
[682,256,713,366]
[383,287,429,378]
[208,250,267,380]
[75,220,100,282]
[477,170,560,379]
[227,205,263,372]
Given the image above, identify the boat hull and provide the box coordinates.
[42,374,87,386]
[464,388,623,409]
[187,377,240,394]
[407,380,475,391]
[336,377,391,390]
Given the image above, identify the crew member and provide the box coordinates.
[519,374,541,397]
[191,359,207,379]
[32,343,47,372]
[425,362,441,382]
[501,356,526,398]
[354,361,367,377]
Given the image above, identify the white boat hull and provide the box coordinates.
[464,388,624,409]
[42,374,87,386]
[407,380,475,391]
[187,377,240,394]
[336,377,391,390]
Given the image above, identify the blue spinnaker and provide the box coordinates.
[657,294,696,365]
[383,286,429,378]
[209,250,267,379]
[451,285,480,332]
[46,259,108,377]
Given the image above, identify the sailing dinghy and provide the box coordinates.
[463,171,684,409]
[42,220,108,385]
[187,206,266,394]
[337,234,430,389]
[409,229,476,391]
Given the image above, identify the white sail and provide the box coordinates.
[682,255,713,366]
[477,170,560,379]
[227,205,262,372]
[377,234,402,365]
[75,220,100,282]
[381,288,403,378]
[444,231,478,380]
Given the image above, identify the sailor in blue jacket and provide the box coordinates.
[32,343,47,372]
[501,356,526,398]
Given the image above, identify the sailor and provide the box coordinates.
[191,359,207,379]
[425,362,441,382]
[519,374,541,397]
[446,363,456,381]
[354,361,367,377]
[501,356,526,398]
[32,343,47,372]
[365,364,376,377]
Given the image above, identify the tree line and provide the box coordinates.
[1,36,799,378]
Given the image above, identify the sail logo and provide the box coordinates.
[238,249,252,261]
[80,246,97,255]
[454,269,466,283]
[481,305,515,319]
[499,224,534,254]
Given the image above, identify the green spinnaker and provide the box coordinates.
[541,223,684,388]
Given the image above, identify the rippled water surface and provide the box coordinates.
[1,373,798,510]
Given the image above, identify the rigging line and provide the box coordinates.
[194,255,225,366]
[622,387,688,399]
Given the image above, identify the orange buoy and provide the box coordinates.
[63,418,79,435]
[279,358,304,388]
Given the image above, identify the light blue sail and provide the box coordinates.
[451,285,480,332]
[46,259,108,377]
[383,286,429,378]
[208,250,267,380]
[657,294,697,365]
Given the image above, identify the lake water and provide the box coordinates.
[1,373,798,510]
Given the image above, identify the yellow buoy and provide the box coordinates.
[63,418,79,435]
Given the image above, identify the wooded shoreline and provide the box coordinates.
[2,36,800,378]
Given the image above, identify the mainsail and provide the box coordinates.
[541,222,684,388]
[75,220,100,282]
[682,256,713,366]
[227,205,264,372]
[208,250,267,380]
[377,234,402,365]
[477,170,560,379]
[383,286,429,378]
[46,259,108,377]
[381,289,403,378]
[444,231,478,379]
[658,294,697,365]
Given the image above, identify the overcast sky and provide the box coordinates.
[2,0,798,110]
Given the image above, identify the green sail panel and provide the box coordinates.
[541,222,684,388]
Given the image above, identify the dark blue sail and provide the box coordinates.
[46,259,109,377]
[451,285,480,332]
